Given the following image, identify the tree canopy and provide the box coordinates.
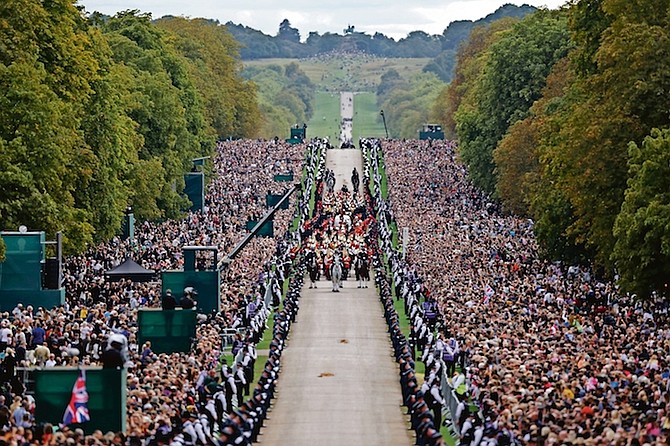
[437,0,670,297]
[0,3,259,253]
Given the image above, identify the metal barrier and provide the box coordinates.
[220,328,240,351]
[439,362,463,437]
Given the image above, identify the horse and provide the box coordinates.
[306,251,319,288]
[330,254,343,292]
[354,252,370,288]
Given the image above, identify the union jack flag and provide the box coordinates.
[62,370,90,426]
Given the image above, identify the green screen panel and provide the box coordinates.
[245,220,274,237]
[266,194,289,209]
[0,289,64,312]
[137,309,197,354]
[0,232,44,290]
[273,173,294,182]
[34,368,126,434]
[161,270,220,314]
[184,172,204,212]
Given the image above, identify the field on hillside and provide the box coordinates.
[307,92,340,142]
[352,92,386,141]
[307,92,386,144]
[245,56,430,92]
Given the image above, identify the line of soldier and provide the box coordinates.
[217,249,305,445]
[358,150,445,446]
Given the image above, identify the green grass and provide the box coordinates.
[308,91,386,145]
[253,354,269,383]
[352,92,386,142]
[307,92,340,141]
[244,57,431,93]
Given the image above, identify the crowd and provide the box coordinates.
[367,137,670,446]
[0,138,326,444]
[5,127,668,446]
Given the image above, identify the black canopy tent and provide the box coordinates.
[105,258,156,283]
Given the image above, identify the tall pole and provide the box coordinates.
[380,110,389,139]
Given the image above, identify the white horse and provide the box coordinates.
[330,255,343,292]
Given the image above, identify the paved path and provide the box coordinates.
[260,150,411,445]
[339,92,353,147]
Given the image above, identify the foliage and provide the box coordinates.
[242,63,315,138]
[376,69,404,103]
[533,0,670,270]
[0,0,101,251]
[613,129,670,298]
[568,0,613,76]
[155,17,261,139]
[494,58,571,215]
[379,73,445,139]
[434,19,518,141]
[422,50,456,84]
[278,19,301,43]
[225,4,537,61]
[0,3,255,253]
[443,0,670,292]
[100,11,215,220]
[427,4,538,82]
[454,9,571,194]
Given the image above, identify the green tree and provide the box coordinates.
[101,11,214,220]
[535,0,670,269]
[613,129,670,298]
[0,0,103,252]
[77,31,143,243]
[242,62,314,138]
[156,17,261,139]
[457,9,571,194]
[434,18,518,143]
[494,58,571,215]
[380,73,445,138]
[277,19,300,43]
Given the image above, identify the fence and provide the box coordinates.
[439,359,462,437]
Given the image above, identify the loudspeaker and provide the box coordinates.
[43,258,61,289]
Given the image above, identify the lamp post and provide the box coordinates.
[380,110,389,139]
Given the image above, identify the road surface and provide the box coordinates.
[260,149,410,445]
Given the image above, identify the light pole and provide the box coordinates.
[380,110,389,139]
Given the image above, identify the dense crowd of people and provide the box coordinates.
[0,138,325,444]
[3,129,669,446]
[369,137,670,446]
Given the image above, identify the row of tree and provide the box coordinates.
[0,2,260,253]
[225,5,536,66]
[434,0,670,298]
[377,70,445,139]
[242,62,315,138]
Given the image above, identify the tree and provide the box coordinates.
[434,18,518,141]
[101,11,214,220]
[457,9,571,194]
[534,0,670,270]
[613,129,670,298]
[156,17,261,139]
[0,0,103,252]
[494,58,572,215]
[380,73,445,138]
[277,19,300,43]
[242,63,314,138]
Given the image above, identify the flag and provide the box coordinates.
[62,370,90,426]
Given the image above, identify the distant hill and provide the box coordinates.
[424,3,538,82]
[225,4,538,61]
